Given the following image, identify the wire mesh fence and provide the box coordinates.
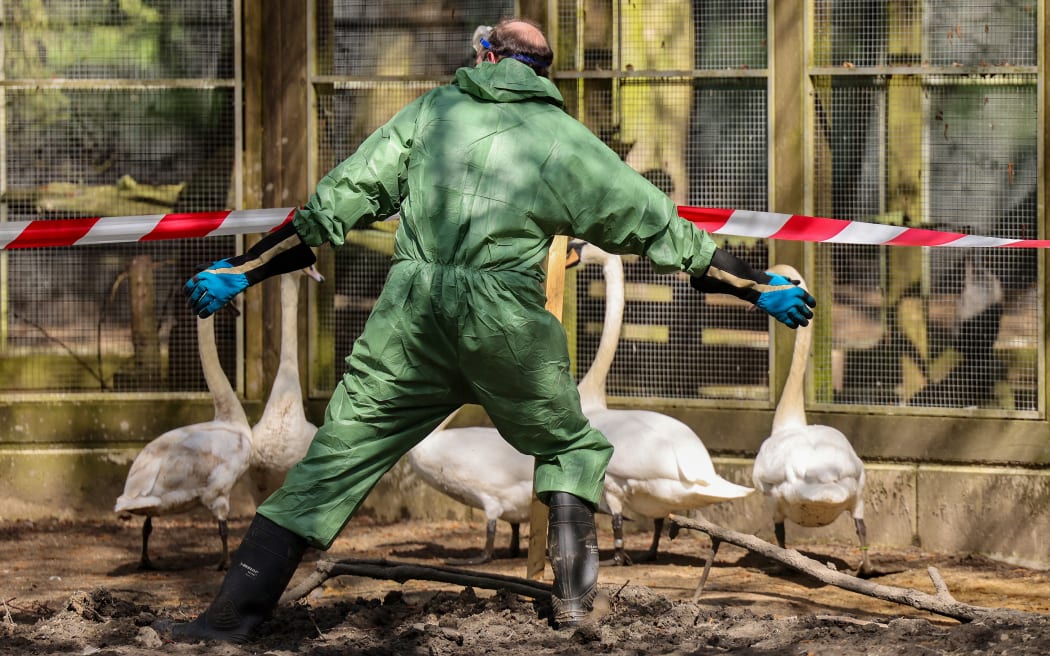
[811,0,1039,412]
[0,0,1042,417]
[1,2,237,395]
[561,1,773,403]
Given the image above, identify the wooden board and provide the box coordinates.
[527,235,568,580]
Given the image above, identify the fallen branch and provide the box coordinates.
[814,614,889,628]
[281,558,552,605]
[668,513,1040,624]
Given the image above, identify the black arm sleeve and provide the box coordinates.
[689,248,773,303]
[225,221,317,285]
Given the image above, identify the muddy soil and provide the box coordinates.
[2,514,1049,655]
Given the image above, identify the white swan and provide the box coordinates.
[750,263,871,574]
[114,314,252,570]
[406,414,534,565]
[247,266,324,505]
[576,245,754,566]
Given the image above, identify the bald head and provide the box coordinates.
[486,17,554,77]
[501,20,548,50]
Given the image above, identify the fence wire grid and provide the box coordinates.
[0,0,1042,418]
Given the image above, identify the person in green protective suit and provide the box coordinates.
[173,18,815,643]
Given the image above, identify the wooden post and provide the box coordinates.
[127,254,161,388]
[770,0,808,404]
[248,0,310,402]
[527,235,569,580]
[241,0,265,400]
[886,1,927,403]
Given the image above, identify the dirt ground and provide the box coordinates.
[2,514,1049,655]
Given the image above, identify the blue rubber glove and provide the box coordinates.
[185,260,250,318]
[755,273,816,328]
[183,221,316,318]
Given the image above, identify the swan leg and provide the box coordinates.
[691,537,722,599]
[668,519,680,540]
[774,521,787,549]
[854,516,873,577]
[601,513,632,566]
[138,516,156,570]
[509,522,521,558]
[763,521,790,576]
[446,519,496,566]
[217,519,230,571]
[642,517,663,562]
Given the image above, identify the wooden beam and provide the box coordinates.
[242,0,264,400]
[527,235,568,580]
[770,0,809,408]
[253,0,311,400]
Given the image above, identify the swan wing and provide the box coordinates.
[408,426,535,522]
[115,424,206,509]
[114,421,251,514]
[589,410,752,518]
[592,410,733,485]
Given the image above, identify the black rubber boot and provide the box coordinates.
[547,491,599,629]
[170,514,308,643]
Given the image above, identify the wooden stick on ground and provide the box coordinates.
[280,558,552,605]
[668,513,1041,624]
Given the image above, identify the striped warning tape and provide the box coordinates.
[676,207,1046,249]
[0,205,1044,249]
[0,208,296,250]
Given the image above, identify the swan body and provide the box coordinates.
[752,263,870,574]
[577,244,753,565]
[407,422,533,564]
[115,315,252,570]
[752,424,865,528]
[591,410,753,519]
[248,267,324,504]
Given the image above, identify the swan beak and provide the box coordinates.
[303,265,325,283]
[565,240,585,269]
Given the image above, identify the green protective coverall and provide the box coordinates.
[258,58,718,549]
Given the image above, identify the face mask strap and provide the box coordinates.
[471,25,494,55]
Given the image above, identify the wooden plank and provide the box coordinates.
[242,0,265,400]
[886,1,927,404]
[527,235,568,580]
[250,0,312,399]
[587,279,674,303]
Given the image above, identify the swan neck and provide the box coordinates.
[276,275,301,375]
[578,255,624,411]
[255,275,308,430]
[772,322,811,432]
[197,316,248,426]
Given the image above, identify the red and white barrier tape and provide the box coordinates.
[0,205,1045,249]
[0,207,296,250]
[677,207,1047,249]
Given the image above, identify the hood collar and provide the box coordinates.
[454,59,563,107]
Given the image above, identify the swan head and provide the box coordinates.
[766,263,808,293]
[300,264,325,283]
[574,241,610,267]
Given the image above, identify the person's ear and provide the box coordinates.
[485,51,497,64]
